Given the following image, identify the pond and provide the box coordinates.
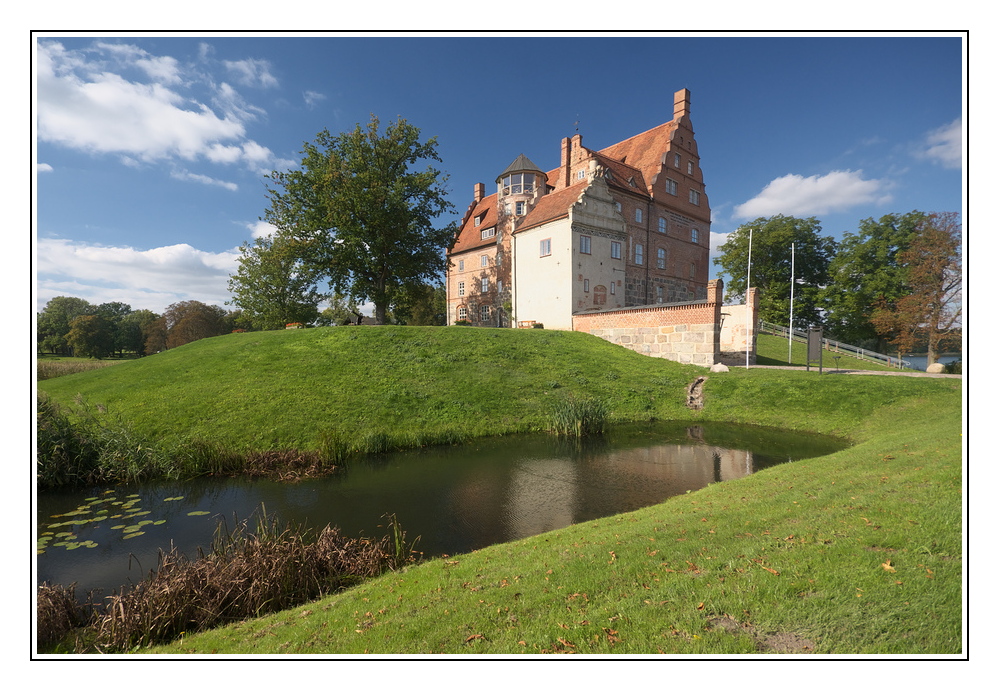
[35,422,847,598]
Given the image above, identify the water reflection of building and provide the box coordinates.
[499,442,754,536]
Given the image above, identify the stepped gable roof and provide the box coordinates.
[497,153,545,180]
[598,121,677,193]
[449,193,499,255]
[514,180,588,233]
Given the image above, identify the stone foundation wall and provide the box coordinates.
[572,279,725,366]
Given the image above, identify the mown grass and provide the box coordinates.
[755,333,912,371]
[35,326,964,655]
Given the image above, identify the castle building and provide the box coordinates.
[446,89,710,330]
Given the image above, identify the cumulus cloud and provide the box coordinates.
[37,163,53,173]
[247,220,279,239]
[917,119,962,170]
[733,170,893,220]
[36,40,278,173]
[36,238,240,312]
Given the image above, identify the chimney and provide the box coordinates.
[560,137,571,188]
[473,182,485,203]
[674,89,691,121]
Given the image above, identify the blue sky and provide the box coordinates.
[34,33,965,315]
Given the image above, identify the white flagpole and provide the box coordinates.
[745,227,753,369]
[788,242,795,364]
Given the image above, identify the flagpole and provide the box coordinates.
[746,227,753,369]
[788,242,795,364]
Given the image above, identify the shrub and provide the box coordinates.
[547,395,609,437]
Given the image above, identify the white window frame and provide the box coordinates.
[657,248,666,269]
[540,238,552,257]
[658,217,667,233]
[666,179,678,196]
[515,201,526,215]
[635,208,643,223]
[610,282,616,295]
[480,254,488,267]
[480,304,491,321]
[611,241,622,259]
[635,243,644,265]
[687,161,694,174]
[458,259,464,271]
[583,278,590,292]
[458,281,465,297]
[579,235,591,254]
[689,189,700,205]
[458,306,467,321]
[481,277,489,292]
[480,226,495,240]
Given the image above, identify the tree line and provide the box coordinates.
[714,211,962,365]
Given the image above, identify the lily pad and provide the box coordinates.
[122,531,145,539]
[187,511,211,516]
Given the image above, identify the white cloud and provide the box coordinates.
[223,58,279,89]
[247,220,279,239]
[36,238,240,313]
[733,170,893,220]
[36,40,279,173]
[37,163,53,173]
[303,90,326,109]
[169,169,239,191]
[917,119,962,170]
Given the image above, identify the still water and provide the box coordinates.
[36,422,847,597]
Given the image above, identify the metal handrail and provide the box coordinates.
[760,321,911,369]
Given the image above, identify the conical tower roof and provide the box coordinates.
[497,153,544,181]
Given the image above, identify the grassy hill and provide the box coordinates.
[36,326,964,654]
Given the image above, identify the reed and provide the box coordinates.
[547,395,609,437]
[52,511,420,653]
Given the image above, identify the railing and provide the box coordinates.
[759,321,911,369]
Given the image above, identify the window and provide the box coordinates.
[497,280,503,293]
[665,179,678,195]
[515,201,526,215]
[580,235,591,254]
[691,227,699,243]
[480,226,495,240]
[674,153,681,168]
[458,281,465,297]
[635,208,643,223]
[610,282,616,295]
[480,254,488,267]
[501,172,535,195]
[480,304,491,321]
[458,259,464,271]
[583,279,590,292]
[577,170,585,180]
[496,253,502,266]
[458,306,467,321]
[540,238,552,257]
[635,243,644,265]
[658,217,667,233]
[481,277,489,292]
[474,216,481,227]
[689,189,700,205]
[657,248,666,269]
[687,161,694,175]
[611,241,622,259]
[615,201,622,213]
[656,286,664,303]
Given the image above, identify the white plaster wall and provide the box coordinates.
[512,217,573,329]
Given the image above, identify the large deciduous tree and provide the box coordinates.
[66,314,115,359]
[262,115,456,324]
[714,215,836,327]
[227,233,328,330]
[870,212,962,365]
[144,301,230,352]
[37,296,93,355]
[823,211,927,350]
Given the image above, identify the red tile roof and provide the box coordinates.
[450,194,499,255]
[514,181,588,233]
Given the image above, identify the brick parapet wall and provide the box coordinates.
[572,279,725,366]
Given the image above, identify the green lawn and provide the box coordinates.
[36,326,964,655]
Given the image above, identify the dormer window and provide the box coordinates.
[480,226,495,240]
[501,172,535,195]
[474,216,481,227]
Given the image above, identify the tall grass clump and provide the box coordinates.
[55,511,421,653]
[37,359,121,381]
[36,394,173,489]
[547,395,609,437]
[36,583,88,650]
